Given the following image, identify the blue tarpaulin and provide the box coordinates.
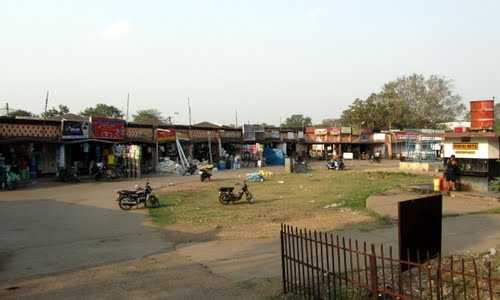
[263,148,285,166]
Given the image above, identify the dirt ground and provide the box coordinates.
[1,160,499,299]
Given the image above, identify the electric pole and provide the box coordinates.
[235,109,238,128]
[44,91,49,117]
[188,97,192,127]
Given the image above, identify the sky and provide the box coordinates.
[2,0,500,125]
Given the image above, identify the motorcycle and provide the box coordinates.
[218,182,255,205]
[58,167,80,183]
[116,182,160,210]
[94,162,121,181]
[370,154,382,163]
[327,159,345,170]
[199,164,213,182]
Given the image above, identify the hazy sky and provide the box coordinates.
[2,0,500,125]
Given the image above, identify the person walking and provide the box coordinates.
[445,155,459,196]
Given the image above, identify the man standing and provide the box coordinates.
[445,155,459,196]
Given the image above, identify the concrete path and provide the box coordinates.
[176,213,500,283]
[367,190,500,218]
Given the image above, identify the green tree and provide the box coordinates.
[9,109,35,117]
[340,74,465,130]
[81,103,123,118]
[133,109,168,125]
[41,105,70,118]
[281,114,312,127]
[319,118,343,127]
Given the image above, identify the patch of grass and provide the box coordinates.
[149,169,431,234]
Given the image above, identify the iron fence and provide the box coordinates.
[280,224,499,300]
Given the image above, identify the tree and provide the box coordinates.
[281,114,312,127]
[9,109,35,117]
[319,118,343,127]
[41,105,70,118]
[80,103,123,118]
[340,74,466,130]
[133,109,168,125]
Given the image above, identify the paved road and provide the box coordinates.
[0,166,285,282]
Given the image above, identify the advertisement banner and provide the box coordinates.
[305,127,315,134]
[314,128,327,135]
[91,117,125,140]
[157,128,176,142]
[396,132,418,140]
[341,127,352,134]
[62,120,89,139]
[328,127,341,135]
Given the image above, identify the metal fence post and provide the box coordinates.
[370,245,379,300]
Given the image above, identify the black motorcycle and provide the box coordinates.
[94,163,121,181]
[218,182,255,205]
[327,159,345,171]
[57,167,80,183]
[116,182,160,210]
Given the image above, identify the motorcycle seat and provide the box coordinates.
[118,190,139,195]
[219,187,234,192]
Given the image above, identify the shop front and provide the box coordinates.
[0,119,60,189]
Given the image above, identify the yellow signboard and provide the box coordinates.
[453,143,478,151]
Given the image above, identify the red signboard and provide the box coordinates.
[91,117,125,139]
[328,127,341,135]
[157,128,176,142]
[305,127,316,134]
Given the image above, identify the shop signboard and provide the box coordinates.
[341,127,352,134]
[157,128,176,142]
[359,133,370,142]
[373,133,386,142]
[395,132,418,141]
[91,117,125,140]
[287,132,296,140]
[314,128,327,135]
[305,127,315,134]
[62,120,89,139]
[328,127,341,135]
[297,131,304,139]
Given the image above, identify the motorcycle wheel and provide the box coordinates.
[118,196,133,210]
[246,192,256,204]
[218,194,231,205]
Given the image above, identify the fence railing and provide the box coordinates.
[280,224,499,300]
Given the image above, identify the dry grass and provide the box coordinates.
[150,168,431,239]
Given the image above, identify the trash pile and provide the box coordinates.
[246,172,264,182]
[157,158,177,173]
[245,170,274,182]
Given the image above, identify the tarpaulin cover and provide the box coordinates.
[263,148,285,166]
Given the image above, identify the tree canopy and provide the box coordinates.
[281,114,312,128]
[41,105,70,119]
[340,74,466,130]
[9,109,35,117]
[133,109,168,125]
[80,103,123,118]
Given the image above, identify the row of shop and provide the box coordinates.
[0,117,447,188]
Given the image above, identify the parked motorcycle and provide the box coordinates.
[58,167,80,183]
[116,182,160,210]
[370,154,382,163]
[218,182,255,205]
[327,159,345,171]
[199,164,213,182]
[94,162,121,181]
